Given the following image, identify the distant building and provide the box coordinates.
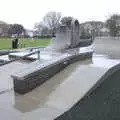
[0,21,9,37]
[80,21,105,36]
[33,30,52,37]
[99,27,110,36]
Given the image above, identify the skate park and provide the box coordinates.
[0,19,120,120]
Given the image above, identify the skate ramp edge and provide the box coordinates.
[55,62,120,120]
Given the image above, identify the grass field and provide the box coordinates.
[0,38,50,50]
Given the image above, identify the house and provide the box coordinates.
[99,27,110,36]
[80,21,105,36]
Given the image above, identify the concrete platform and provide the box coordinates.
[11,47,93,94]
[0,61,30,93]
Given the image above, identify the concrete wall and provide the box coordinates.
[48,29,72,50]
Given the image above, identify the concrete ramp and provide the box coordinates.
[56,58,120,120]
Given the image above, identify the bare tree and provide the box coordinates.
[34,22,47,32]
[8,24,24,37]
[106,14,120,37]
[43,11,62,35]
[61,16,73,26]
[34,22,50,37]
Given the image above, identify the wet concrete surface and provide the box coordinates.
[0,53,120,120]
[0,61,29,93]
[0,38,120,120]
[94,37,120,59]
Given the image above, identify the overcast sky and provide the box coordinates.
[0,0,120,29]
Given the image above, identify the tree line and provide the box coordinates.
[34,12,120,37]
[34,12,76,37]
[1,12,120,37]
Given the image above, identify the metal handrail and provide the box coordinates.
[0,50,40,66]
[26,46,45,51]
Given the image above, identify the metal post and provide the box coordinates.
[38,50,40,60]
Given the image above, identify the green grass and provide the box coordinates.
[0,38,50,50]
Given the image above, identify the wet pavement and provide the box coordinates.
[0,62,29,93]
[0,54,120,120]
